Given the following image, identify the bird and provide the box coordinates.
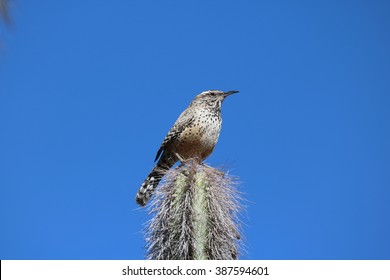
[136,90,238,206]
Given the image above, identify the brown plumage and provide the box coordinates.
[136,90,238,206]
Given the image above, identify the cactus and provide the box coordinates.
[145,160,242,260]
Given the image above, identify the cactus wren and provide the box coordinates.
[136,90,238,206]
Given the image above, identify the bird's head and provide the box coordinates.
[193,90,239,108]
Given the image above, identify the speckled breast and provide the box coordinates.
[174,110,222,160]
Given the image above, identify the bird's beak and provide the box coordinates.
[224,90,239,97]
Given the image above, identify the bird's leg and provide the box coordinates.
[175,153,185,163]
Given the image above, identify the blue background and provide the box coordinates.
[1,0,389,259]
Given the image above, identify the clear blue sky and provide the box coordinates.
[1,0,389,260]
